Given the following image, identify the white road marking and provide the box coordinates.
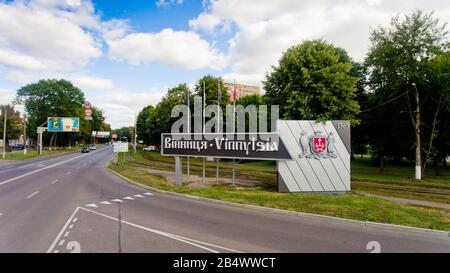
[37,164,45,167]
[64,231,70,237]
[100,201,111,205]
[143,192,154,196]
[26,191,39,199]
[72,218,78,223]
[66,172,71,175]
[58,239,65,246]
[0,153,88,186]
[123,196,134,200]
[53,250,59,253]
[47,207,80,253]
[51,179,58,184]
[111,199,123,203]
[80,207,242,253]
[0,213,2,216]
[134,194,144,198]
[69,224,74,229]
[85,203,98,208]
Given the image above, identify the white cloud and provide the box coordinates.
[0,88,15,105]
[193,0,450,85]
[108,28,226,70]
[0,1,102,71]
[93,89,165,128]
[156,0,185,8]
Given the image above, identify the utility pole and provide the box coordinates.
[412,83,421,180]
[133,113,137,153]
[2,106,7,159]
[23,114,27,155]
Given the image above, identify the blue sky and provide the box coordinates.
[0,0,448,128]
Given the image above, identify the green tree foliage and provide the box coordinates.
[264,39,360,123]
[0,105,23,150]
[194,74,230,108]
[136,105,155,145]
[364,10,449,172]
[15,79,110,146]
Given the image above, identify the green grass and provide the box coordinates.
[121,150,450,204]
[0,147,78,160]
[109,161,450,231]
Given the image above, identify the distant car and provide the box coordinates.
[143,146,157,151]
[81,147,90,153]
[11,144,24,150]
[89,145,97,150]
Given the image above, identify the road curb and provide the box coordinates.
[105,165,450,238]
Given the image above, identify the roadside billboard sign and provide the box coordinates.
[47,117,79,132]
[113,142,128,153]
[111,134,118,139]
[96,131,110,138]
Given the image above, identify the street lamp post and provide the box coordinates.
[2,107,7,159]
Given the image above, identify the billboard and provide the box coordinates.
[47,117,79,132]
[96,131,110,138]
[113,142,128,152]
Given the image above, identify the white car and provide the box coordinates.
[89,145,97,150]
[143,146,157,151]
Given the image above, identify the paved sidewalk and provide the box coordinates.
[356,191,450,210]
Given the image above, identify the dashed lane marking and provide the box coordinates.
[134,194,144,198]
[64,231,70,237]
[26,191,39,199]
[66,172,71,175]
[143,192,154,196]
[111,199,123,203]
[100,201,111,205]
[69,224,74,229]
[123,196,134,200]
[80,207,242,253]
[85,203,98,208]
[51,179,58,184]
[58,239,65,246]
[0,153,88,186]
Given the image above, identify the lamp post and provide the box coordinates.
[2,106,7,159]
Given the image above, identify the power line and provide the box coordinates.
[359,90,410,113]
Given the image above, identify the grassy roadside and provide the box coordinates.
[0,147,79,160]
[122,150,450,204]
[108,159,450,231]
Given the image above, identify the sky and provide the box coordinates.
[0,0,449,129]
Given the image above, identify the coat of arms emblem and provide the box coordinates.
[299,131,337,159]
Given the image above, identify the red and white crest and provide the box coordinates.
[313,136,327,153]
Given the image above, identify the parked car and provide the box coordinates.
[11,144,24,150]
[81,147,90,153]
[143,145,158,151]
[89,145,97,150]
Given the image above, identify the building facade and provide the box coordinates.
[223,82,260,100]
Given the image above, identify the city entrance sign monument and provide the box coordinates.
[161,120,350,193]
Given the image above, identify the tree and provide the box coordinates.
[136,105,155,145]
[264,39,360,123]
[365,10,448,178]
[15,79,85,147]
[194,74,230,109]
[0,105,23,151]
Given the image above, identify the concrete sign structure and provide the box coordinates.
[47,117,79,132]
[277,120,350,193]
[161,120,350,193]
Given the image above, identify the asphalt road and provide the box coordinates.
[0,146,449,253]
